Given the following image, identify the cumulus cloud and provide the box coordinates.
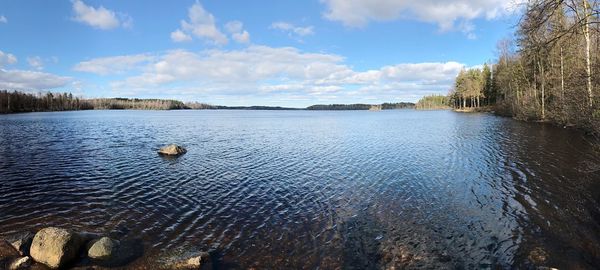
[83,46,464,103]
[270,22,315,40]
[0,69,71,90]
[225,21,250,44]
[0,50,17,67]
[171,1,228,45]
[320,0,525,37]
[72,0,131,30]
[0,15,7,24]
[73,54,154,75]
[170,29,192,42]
[232,31,250,44]
[380,62,465,82]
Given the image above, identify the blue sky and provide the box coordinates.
[0,0,523,107]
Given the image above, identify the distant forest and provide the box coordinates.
[0,91,93,113]
[0,90,187,113]
[88,98,187,110]
[0,90,414,113]
[307,102,414,110]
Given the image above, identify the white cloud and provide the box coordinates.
[0,15,7,24]
[171,29,192,42]
[270,22,315,40]
[97,46,464,103]
[72,0,131,30]
[225,21,250,44]
[26,56,58,71]
[380,62,465,82]
[320,0,525,37]
[232,31,250,44]
[73,54,154,75]
[0,51,69,90]
[27,56,44,70]
[171,1,228,45]
[224,21,243,34]
[0,69,71,90]
[458,21,477,39]
[0,50,17,67]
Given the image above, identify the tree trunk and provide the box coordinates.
[560,46,565,119]
[533,55,538,101]
[539,59,545,120]
[583,0,593,107]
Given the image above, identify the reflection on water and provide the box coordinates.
[0,110,599,269]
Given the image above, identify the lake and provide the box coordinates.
[0,110,599,269]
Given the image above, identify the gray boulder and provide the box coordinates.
[158,144,187,156]
[88,237,118,260]
[29,227,83,269]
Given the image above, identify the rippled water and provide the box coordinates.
[1,110,599,269]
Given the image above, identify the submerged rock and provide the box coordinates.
[528,247,548,264]
[9,256,31,270]
[30,227,83,269]
[158,144,187,156]
[88,237,118,260]
[163,251,212,270]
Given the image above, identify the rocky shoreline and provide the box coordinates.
[0,227,211,270]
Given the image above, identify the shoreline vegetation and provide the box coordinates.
[415,0,600,137]
[415,95,451,110]
[0,90,415,113]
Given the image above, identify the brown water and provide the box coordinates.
[0,110,599,269]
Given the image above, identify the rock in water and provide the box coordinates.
[528,247,548,264]
[163,252,212,269]
[30,227,83,269]
[158,144,187,156]
[88,237,118,260]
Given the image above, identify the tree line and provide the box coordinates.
[439,0,600,134]
[0,90,188,113]
[492,0,599,125]
[0,90,93,113]
[448,65,494,109]
[88,98,187,110]
[415,95,451,110]
[1,90,418,113]
[307,102,414,110]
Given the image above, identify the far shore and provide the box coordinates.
[0,90,416,114]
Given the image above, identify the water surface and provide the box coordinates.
[1,110,599,269]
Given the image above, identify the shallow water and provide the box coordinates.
[0,110,599,269]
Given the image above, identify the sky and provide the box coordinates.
[0,0,524,107]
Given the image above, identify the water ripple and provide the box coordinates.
[0,110,599,269]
